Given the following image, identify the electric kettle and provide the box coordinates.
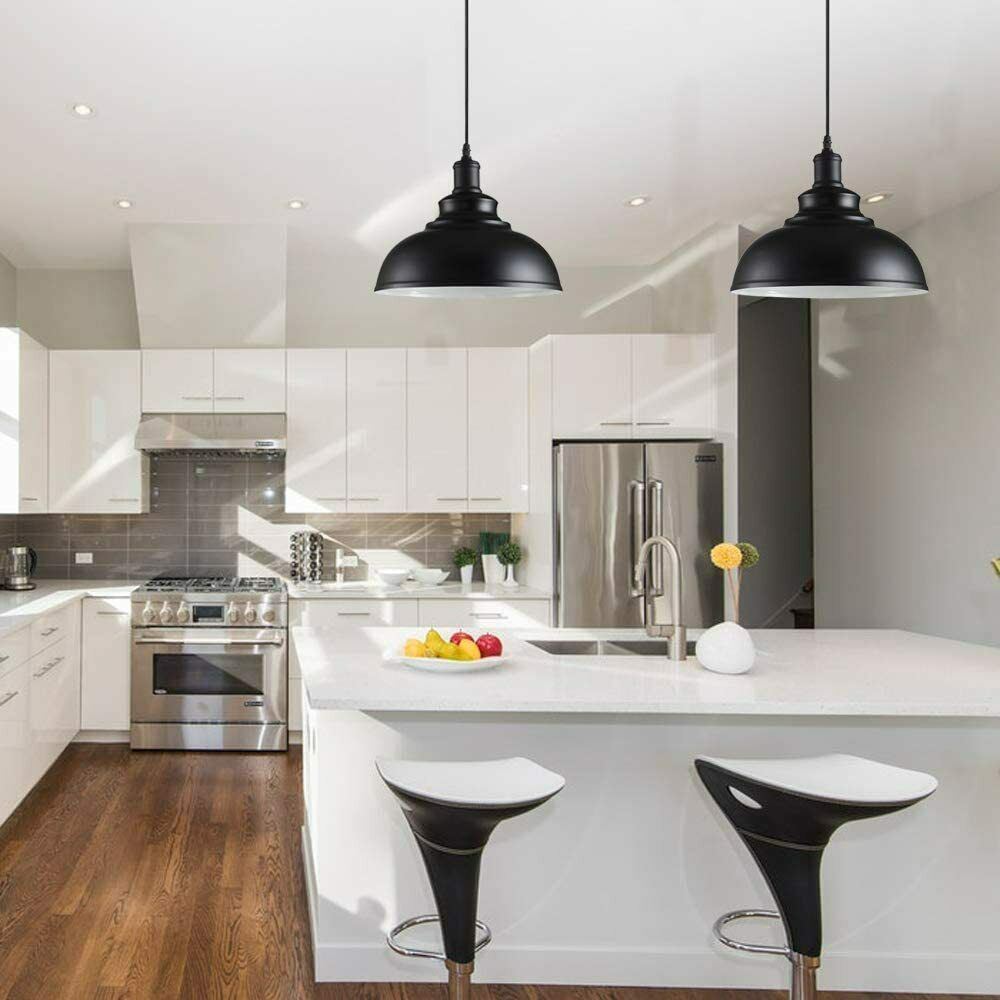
[4,545,37,591]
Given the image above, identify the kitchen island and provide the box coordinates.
[294,625,1000,993]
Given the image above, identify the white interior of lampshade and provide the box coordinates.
[732,285,928,299]
[375,285,562,298]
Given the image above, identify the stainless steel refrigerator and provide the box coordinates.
[554,441,723,628]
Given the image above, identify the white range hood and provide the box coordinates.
[135,412,286,454]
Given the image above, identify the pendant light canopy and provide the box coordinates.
[731,1,927,299]
[375,1,561,298]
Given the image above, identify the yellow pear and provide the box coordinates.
[437,641,462,661]
[425,629,445,654]
[404,639,428,658]
[457,638,481,661]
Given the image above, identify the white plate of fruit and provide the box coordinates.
[389,629,509,672]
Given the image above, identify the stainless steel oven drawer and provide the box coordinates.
[130,721,287,751]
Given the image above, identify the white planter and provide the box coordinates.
[501,563,519,589]
[695,621,755,675]
[481,554,503,586]
[459,564,473,585]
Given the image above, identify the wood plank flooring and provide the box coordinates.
[0,745,985,1000]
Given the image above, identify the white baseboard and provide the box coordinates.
[74,730,129,743]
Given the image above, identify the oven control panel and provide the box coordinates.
[133,597,286,628]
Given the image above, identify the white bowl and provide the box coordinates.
[413,568,449,586]
[377,568,410,587]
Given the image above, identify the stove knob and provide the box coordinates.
[175,602,190,624]
[227,602,241,624]
[141,601,156,624]
[159,603,174,624]
[244,603,257,624]
[261,607,276,624]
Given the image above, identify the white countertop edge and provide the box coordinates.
[0,580,137,638]
[288,582,551,601]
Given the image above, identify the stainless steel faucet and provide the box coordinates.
[634,534,687,660]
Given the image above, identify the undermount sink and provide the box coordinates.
[525,638,697,657]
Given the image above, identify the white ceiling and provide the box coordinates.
[0,0,998,270]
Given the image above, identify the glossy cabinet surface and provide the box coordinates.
[81,598,132,731]
[213,349,286,412]
[0,329,49,513]
[407,349,468,512]
[49,350,147,513]
[551,334,633,439]
[141,349,214,412]
[290,599,420,628]
[346,349,407,512]
[416,598,551,628]
[632,333,715,438]
[285,349,348,513]
[0,662,29,827]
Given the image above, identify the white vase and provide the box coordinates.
[695,621,756,675]
[481,554,503,586]
[459,564,473,585]
[501,563,519,589]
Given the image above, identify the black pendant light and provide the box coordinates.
[731,0,927,299]
[375,0,561,298]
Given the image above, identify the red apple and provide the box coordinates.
[450,631,474,646]
[476,633,503,658]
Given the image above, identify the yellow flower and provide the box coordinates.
[711,542,743,571]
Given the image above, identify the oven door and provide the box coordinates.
[131,628,286,724]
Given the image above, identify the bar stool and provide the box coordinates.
[696,753,937,1000]
[377,756,565,1000]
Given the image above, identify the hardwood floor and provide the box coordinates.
[0,746,984,1000]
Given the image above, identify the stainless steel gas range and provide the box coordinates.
[130,576,288,751]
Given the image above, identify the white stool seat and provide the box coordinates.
[697,753,937,805]
[376,756,565,808]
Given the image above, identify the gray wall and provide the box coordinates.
[813,185,1000,645]
[0,252,15,326]
[738,297,812,627]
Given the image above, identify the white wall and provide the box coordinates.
[16,269,139,349]
[0,252,15,326]
[814,185,1000,645]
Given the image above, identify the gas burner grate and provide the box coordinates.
[140,576,286,594]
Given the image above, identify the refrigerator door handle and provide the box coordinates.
[629,479,645,598]
[648,478,665,597]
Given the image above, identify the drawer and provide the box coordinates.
[0,662,30,828]
[0,626,31,681]
[0,662,28,722]
[417,599,551,628]
[291,600,419,628]
[30,603,76,655]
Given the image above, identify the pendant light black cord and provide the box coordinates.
[462,0,471,157]
[823,0,831,149]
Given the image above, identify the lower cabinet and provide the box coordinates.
[81,598,132,731]
[290,599,420,628]
[27,637,79,787]
[417,598,551,628]
[0,662,30,826]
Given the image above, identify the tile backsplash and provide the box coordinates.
[0,454,511,582]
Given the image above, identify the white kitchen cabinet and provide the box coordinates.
[0,328,49,513]
[417,598,551,628]
[141,349,214,412]
[468,348,528,512]
[0,662,29,828]
[551,334,633,439]
[27,637,77,785]
[632,334,715,438]
[289,599,419,628]
[346,349,407,512]
[81,597,132,731]
[49,350,148,514]
[285,349,347,513]
[407,349,468,512]
[213,349,286,412]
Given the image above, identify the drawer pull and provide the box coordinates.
[316,497,347,501]
[348,497,381,502]
[599,421,632,426]
[181,395,213,400]
[471,613,507,619]
[20,496,40,502]
[97,611,129,616]
[33,664,52,678]
[336,611,371,617]
[109,498,139,503]
[40,627,59,637]
[0,691,17,707]
[470,496,503,501]
[635,420,673,426]
[0,654,9,664]
[214,395,246,401]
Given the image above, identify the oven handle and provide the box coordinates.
[134,637,285,646]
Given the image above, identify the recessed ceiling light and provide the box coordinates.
[287,199,306,210]
[114,199,133,209]
[71,103,95,118]
[863,191,893,205]
[626,195,651,208]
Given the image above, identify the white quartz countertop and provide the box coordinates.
[288,582,551,601]
[0,580,136,636]
[293,625,1000,717]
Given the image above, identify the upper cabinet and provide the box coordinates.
[407,349,468,512]
[551,334,633,438]
[468,348,528,512]
[548,334,715,441]
[0,329,49,513]
[346,349,407,512]
[140,348,285,413]
[285,349,347,513]
[141,350,214,412]
[49,351,148,514]
[213,349,286,412]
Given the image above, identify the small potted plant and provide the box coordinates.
[695,541,761,675]
[453,546,477,586]
[479,531,508,586]
[497,539,523,589]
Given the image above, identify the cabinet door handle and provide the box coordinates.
[336,611,371,617]
[0,654,9,664]
[97,611,129,616]
[181,395,213,401]
[40,627,59,637]
[214,395,245,401]
[471,612,507,619]
[599,421,632,426]
[47,656,64,668]
[636,420,673,426]
[0,691,18,707]
[109,498,139,503]
[316,497,347,501]
[348,497,380,502]
[436,497,468,502]
[33,664,52,678]
[470,496,502,501]
[20,496,40,502]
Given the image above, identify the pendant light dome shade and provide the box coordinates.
[375,154,562,297]
[731,146,928,298]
